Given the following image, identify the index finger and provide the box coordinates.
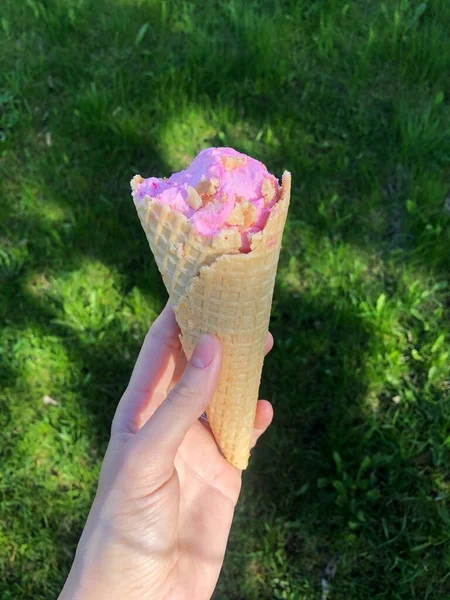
[112,301,181,436]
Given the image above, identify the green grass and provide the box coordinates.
[1,0,450,597]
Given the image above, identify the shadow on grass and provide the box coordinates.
[259,289,372,485]
[217,292,373,597]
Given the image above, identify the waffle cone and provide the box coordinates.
[132,171,291,468]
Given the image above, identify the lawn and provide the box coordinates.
[1,0,450,598]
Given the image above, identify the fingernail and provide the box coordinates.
[190,334,215,368]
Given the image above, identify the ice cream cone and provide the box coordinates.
[132,171,291,469]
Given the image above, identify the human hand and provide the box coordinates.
[59,302,274,600]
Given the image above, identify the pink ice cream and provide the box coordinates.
[132,147,281,252]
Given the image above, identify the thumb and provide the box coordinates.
[134,334,222,464]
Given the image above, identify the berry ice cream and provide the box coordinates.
[131,147,280,252]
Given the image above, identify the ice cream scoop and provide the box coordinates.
[132,147,280,252]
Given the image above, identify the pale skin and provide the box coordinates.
[59,302,274,600]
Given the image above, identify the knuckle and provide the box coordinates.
[117,445,174,503]
[120,443,163,484]
[146,326,179,350]
[169,380,195,405]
